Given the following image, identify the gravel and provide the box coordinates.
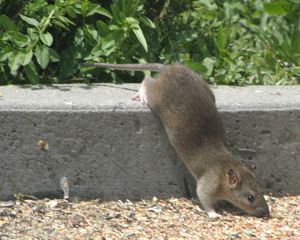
[0,195,299,239]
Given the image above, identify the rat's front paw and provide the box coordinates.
[207,211,221,219]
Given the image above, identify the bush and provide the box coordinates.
[0,0,299,85]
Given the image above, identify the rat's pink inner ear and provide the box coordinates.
[227,168,241,187]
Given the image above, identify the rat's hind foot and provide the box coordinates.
[131,93,141,101]
[131,84,147,105]
[131,77,151,105]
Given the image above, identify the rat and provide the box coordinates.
[85,62,270,218]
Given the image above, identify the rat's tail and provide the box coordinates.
[81,63,164,72]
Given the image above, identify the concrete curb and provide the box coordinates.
[0,84,299,200]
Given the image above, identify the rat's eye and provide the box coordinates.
[247,194,255,202]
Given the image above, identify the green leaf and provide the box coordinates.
[83,25,98,44]
[101,34,116,50]
[6,31,30,47]
[202,57,215,76]
[81,0,89,16]
[35,44,50,69]
[0,50,13,62]
[101,32,120,56]
[96,20,109,35]
[19,14,39,27]
[0,15,17,31]
[140,16,155,28]
[263,1,291,16]
[132,24,148,52]
[291,30,300,54]
[95,7,112,19]
[27,28,39,40]
[86,5,112,18]
[52,15,75,30]
[111,5,122,24]
[24,62,40,84]
[109,25,121,31]
[40,32,53,46]
[198,0,218,11]
[292,67,300,74]
[186,62,207,74]
[85,40,103,60]
[20,50,33,66]
[8,52,22,75]
[215,26,228,52]
[126,17,138,26]
[52,19,69,30]
[56,15,75,27]
[49,48,60,62]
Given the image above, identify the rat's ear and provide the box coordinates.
[227,169,241,188]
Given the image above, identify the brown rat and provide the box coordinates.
[85,63,270,218]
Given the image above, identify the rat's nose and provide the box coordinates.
[256,207,270,218]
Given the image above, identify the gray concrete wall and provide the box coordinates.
[0,84,299,200]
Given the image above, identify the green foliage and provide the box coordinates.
[153,0,300,85]
[80,0,155,82]
[0,0,299,85]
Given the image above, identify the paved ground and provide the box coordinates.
[0,195,299,239]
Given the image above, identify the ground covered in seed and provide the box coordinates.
[0,195,299,239]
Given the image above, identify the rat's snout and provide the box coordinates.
[253,206,270,218]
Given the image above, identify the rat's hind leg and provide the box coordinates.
[132,76,156,105]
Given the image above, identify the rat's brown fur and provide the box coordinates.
[86,63,270,218]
